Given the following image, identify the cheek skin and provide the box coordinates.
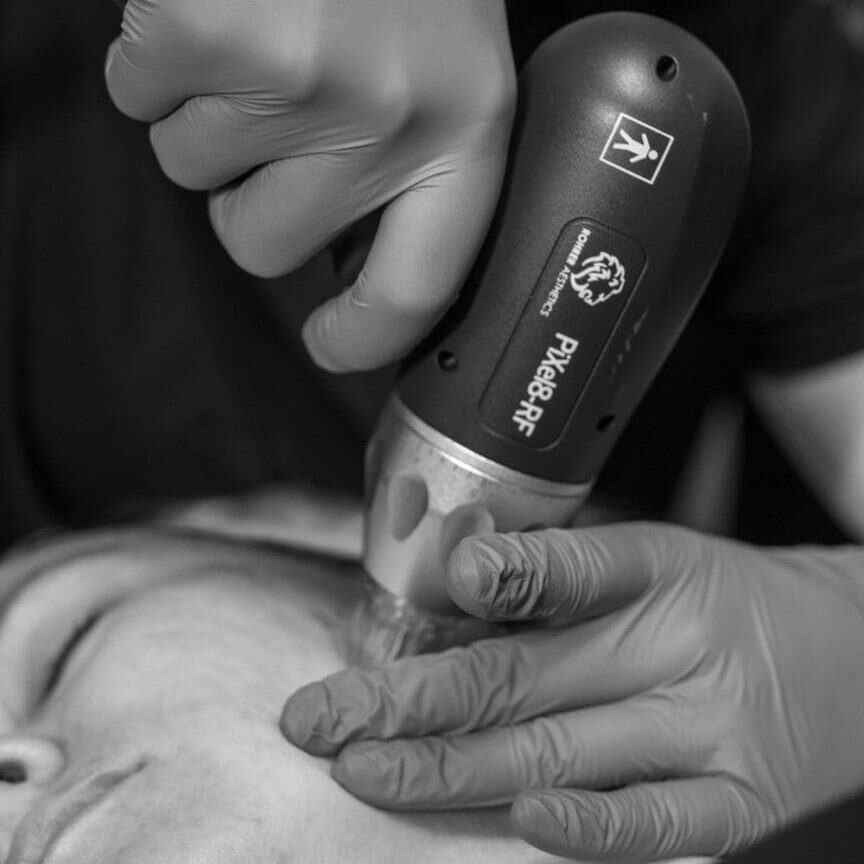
[104,757,296,862]
[43,718,336,864]
[12,581,562,864]
[37,574,344,741]
[0,789,43,864]
[12,572,560,864]
[21,575,344,863]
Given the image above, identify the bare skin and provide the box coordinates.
[0,528,570,864]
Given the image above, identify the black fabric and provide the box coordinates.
[0,1,394,549]
[2,1,864,550]
[728,783,864,864]
[505,0,864,373]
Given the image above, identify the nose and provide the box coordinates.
[0,736,65,787]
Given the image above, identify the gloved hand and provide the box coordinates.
[105,0,515,372]
[281,523,864,862]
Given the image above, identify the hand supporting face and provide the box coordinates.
[281,523,864,862]
[105,0,515,371]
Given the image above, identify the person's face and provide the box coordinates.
[0,530,557,864]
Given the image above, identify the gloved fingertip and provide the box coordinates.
[446,538,500,617]
[104,40,119,80]
[449,535,542,621]
[279,687,340,756]
[301,315,354,374]
[332,743,395,803]
[511,792,568,849]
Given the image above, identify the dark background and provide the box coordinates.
[1,2,863,546]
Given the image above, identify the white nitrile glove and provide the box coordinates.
[105,0,515,372]
[282,523,864,861]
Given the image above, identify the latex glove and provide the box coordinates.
[105,0,515,372]
[281,523,864,861]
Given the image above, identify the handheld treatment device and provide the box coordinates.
[360,13,750,633]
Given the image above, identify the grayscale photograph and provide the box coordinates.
[2,1,863,862]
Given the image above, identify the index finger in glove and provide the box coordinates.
[331,695,691,810]
[514,776,764,862]
[300,154,507,371]
[446,524,661,622]
[105,2,217,122]
[281,621,663,757]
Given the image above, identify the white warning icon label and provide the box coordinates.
[599,113,674,185]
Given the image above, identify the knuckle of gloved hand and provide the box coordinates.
[461,638,530,725]
[339,669,398,737]
[596,787,676,859]
[647,520,698,562]
[360,270,454,320]
[338,739,449,806]
[649,689,701,767]
[645,790,691,858]
[567,794,624,854]
[548,529,608,616]
[208,182,286,279]
[150,0,234,61]
[351,72,417,140]
[343,743,406,803]
[718,782,774,855]
[525,718,576,788]
[389,740,447,803]
[460,57,517,131]
[625,520,700,588]
[269,40,327,105]
[149,99,217,190]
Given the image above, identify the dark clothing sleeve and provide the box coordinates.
[713,0,864,372]
[729,784,864,864]
[506,0,864,374]
[0,1,393,550]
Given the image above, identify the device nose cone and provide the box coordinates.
[387,472,429,541]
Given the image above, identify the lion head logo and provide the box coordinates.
[569,252,626,306]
